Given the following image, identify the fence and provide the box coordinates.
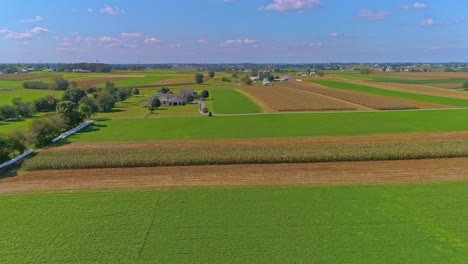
[51,120,94,143]
[0,149,34,170]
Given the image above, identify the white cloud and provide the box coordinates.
[401,2,427,10]
[98,36,121,43]
[144,37,160,44]
[3,31,33,40]
[329,32,339,37]
[260,0,322,12]
[100,5,124,15]
[121,32,143,39]
[420,18,435,26]
[358,9,388,20]
[20,16,43,23]
[198,38,208,44]
[88,8,94,12]
[222,39,257,46]
[30,27,48,34]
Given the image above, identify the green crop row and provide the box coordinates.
[23,139,468,170]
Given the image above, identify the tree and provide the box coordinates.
[195,73,204,84]
[231,73,239,78]
[51,77,69,90]
[79,103,93,119]
[78,97,99,114]
[160,87,170,94]
[462,81,468,89]
[62,88,87,104]
[12,98,33,117]
[95,91,117,112]
[0,135,26,163]
[268,75,275,82]
[56,101,83,128]
[186,95,195,103]
[360,68,372,75]
[200,90,210,99]
[133,88,140,95]
[34,96,58,112]
[116,88,133,101]
[241,75,253,85]
[209,71,215,78]
[149,98,161,112]
[317,70,325,77]
[28,115,66,147]
[0,105,17,121]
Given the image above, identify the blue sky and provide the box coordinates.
[0,0,466,63]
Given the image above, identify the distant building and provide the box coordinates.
[72,69,91,73]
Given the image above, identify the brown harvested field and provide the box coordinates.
[281,81,431,110]
[374,71,468,80]
[76,76,138,87]
[2,158,468,193]
[428,83,463,89]
[241,85,360,112]
[345,79,468,100]
[50,131,468,150]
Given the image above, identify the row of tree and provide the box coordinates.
[0,99,34,121]
[194,72,215,84]
[23,77,69,90]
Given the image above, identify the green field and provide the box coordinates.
[209,89,261,114]
[312,80,468,107]
[69,109,468,142]
[1,183,467,263]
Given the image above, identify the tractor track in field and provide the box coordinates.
[1,158,468,194]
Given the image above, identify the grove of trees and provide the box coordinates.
[195,73,204,84]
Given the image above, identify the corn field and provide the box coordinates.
[22,140,468,170]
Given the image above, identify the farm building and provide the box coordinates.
[148,88,194,106]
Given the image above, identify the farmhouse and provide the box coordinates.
[150,88,194,106]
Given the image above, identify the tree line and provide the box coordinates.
[0,81,137,163]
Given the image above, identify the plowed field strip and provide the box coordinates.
[52,131,468,150]
[76,77,137,87]
[343,79,468,100]
[284,82,421,110]
[241,86,358,112]
[2,158,468,193]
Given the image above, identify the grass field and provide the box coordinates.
[1,183,467,263]
[312,80,468,108]
[208,89,261,114]
[68,109,468,142]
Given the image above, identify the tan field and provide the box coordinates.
[375,71,468,80]
[343,79,468,100]
[241,85,359,112]
[280,81,440,110]
[2,158,468,193]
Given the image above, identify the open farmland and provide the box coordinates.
[23,134,468,170]
[67,109,468,142]
[313,80,468,108]
[1,183,468,263]
[208,89,261,114]
[343,80,468,100]
[241,85,359,111]
[0,73,57,81]
[281,81,441,110]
